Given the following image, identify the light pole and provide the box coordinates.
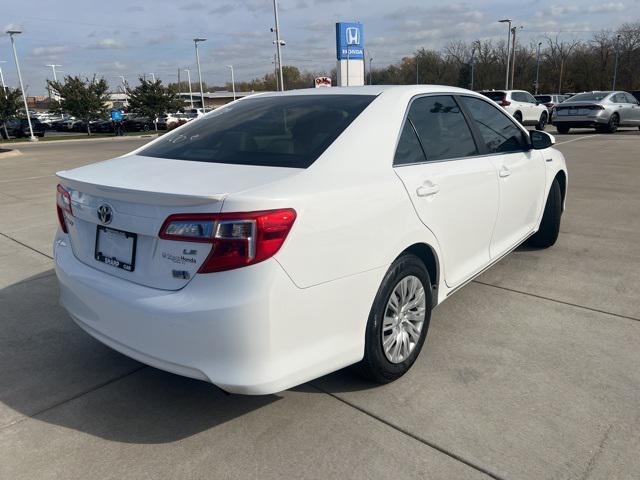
[0,61,6,91]
[7,29,37,141]
[612,34,621,90]
[193,37,206,112]
[499,19,512,90]
[46,64,61,101]
[534,42,542,95]
[416,54,419,84]
[184,69,194,109]
[369,57,373,85]
[46,63,61,82]
[271,0,285,91]
[226,65,236,100]
[510,25,522,90]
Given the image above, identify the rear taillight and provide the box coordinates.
[590,105,605,110]
[500,99,511,107]
[159,209,297,273]
[56,184,72,233]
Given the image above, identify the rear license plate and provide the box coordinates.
[94,225,137,272]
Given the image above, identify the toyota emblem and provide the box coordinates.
[97,204,113,225]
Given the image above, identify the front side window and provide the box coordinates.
[407,95,478,161]
[460,96,530,154]
[140,94,375,168]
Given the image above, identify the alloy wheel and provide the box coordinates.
[382,275,427,363]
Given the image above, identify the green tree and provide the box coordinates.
[48,75,109,135]
[0,87,23,139]
[127,77,184,131]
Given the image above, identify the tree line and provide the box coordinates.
[226,22,640,93]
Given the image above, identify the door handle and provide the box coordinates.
[416,183,440,197]
[498,166,511,178]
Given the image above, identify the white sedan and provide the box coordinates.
[54,86,567,394]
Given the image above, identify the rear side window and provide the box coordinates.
[460,96,530,153]
[394,120,427,165]
[480,91,505,102]
[407,95,478,161]
[140,95,375,168]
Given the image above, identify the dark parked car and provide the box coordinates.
[1,118,46,139]
[630,91,640,103]
[123,116,155,132]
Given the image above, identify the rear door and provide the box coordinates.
[459,96,546,258]
[393,95,499,287]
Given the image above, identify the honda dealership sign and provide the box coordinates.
[335,22,364,60]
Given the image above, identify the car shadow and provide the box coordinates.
[0,271,280,444]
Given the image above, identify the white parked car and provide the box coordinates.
[479,90,549,130]
[54,86,567,394]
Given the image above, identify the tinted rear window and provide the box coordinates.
[140,95,375,168]
[479,91,505,102]
[535,95,552,103]
[566,92,610,102]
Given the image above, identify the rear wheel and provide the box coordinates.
[536,112,547,131]
[355,254,432,384]
[528,178,562,248]
[606,113,619,133]
[513,111,523,124]
[556,125,570,134]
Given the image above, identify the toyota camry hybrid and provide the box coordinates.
[54,86,567,394]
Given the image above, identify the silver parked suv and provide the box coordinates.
[552,91,640,134]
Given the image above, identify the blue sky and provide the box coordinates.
[1,0,638,95]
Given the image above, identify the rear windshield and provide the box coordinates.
[535,95,552,103]
[479,91,505,102]
[140,94,376,168]
[566,92,610,102]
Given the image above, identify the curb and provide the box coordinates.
[0,149,22,159]
[0,134,159,147]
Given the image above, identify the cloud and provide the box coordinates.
[587,2,625,13]
[33,46,70,56]
[127,5,144,12]
[89,38,126,49]
[180,1,205,10]
[209,3,234,15]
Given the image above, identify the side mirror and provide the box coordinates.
[530,130,555,150]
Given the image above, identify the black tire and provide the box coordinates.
[513,112,523,124]
[535,112,547,131]
[528,178,562,248]
[606,113,619,133]
[556,125,570,134]
[355,254,432,384]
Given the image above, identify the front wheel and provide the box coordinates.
[528,178,562,248]
[355,254,432,384]
[536,112,547,131]
[556,125,570,134]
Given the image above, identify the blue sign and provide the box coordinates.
[336,22,364,60]
[110,110,123,121]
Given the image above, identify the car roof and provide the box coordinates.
[258,85,479,98]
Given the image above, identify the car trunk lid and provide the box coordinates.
[57,154,299,290]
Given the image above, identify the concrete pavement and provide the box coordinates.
[0,129,638,479]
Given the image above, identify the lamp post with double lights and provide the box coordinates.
[499,19,512,90]
[193,37,206,112]
[7,29,36,141]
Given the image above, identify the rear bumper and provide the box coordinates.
[552,112,609,127]
[54,232,381,394]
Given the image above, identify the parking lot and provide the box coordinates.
[1,127,639,479]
